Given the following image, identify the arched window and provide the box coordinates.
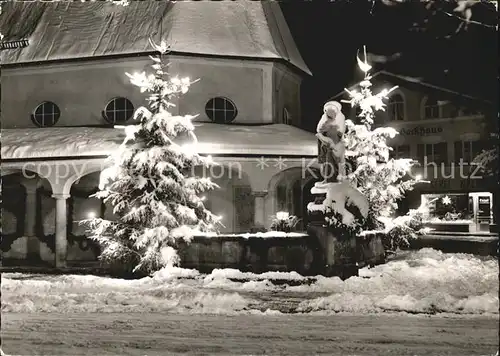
[205,97,238,124]
[103,97,134,124]
[388,94,404,121]
[423,96,440,119]
[31,101,61,127]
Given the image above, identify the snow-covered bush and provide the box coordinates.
[83,39,222,273]
[270,211,302,232]
[378,208,429,254]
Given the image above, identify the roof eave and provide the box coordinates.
[326,70,491,104]
[1,50,312,76]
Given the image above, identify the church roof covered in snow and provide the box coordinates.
[1,124,317,160]
[0,1,311,75]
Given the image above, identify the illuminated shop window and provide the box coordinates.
[421,193,472,223]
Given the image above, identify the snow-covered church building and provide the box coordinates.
[1,1,319,266]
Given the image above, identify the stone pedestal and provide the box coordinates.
[307,223,358,279]
[306,181,359,279]
[357,232,386,267]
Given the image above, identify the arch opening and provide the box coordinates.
[268,167,321,231]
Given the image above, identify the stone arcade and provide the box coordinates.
[1,1,321,267]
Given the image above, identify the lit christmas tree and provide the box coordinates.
[85,39,221,273]
[341,46,423,231]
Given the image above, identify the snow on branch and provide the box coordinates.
[85,38,221,274]
[379,0,498,32]
[338,46,425,230]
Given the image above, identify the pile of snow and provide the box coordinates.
[152,266,201,280]
[1,249,497,315]
[196,231,308,238]
[295,249,498,315]
[205,269,306,282]
[2,272,254,314]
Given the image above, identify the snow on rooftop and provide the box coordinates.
[1,124,317,160]
[192,123,317,156]
[0,127,123,159]
[0,1,311,75]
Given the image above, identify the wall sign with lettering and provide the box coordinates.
[479,197,490,205]
[400,126,443,136]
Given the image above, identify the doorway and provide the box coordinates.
[469,192,493,232]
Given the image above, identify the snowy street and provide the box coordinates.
[2,312,497,356]
[1,248,498,355]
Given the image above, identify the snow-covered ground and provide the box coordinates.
[2,248,498,316]
[197,231,308,238]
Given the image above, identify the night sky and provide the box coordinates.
[279,1,498,131]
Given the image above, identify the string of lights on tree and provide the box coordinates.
[84,39,222,273]
[339,46,426,231]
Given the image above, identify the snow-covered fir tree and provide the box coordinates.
[342,47,423,230]
[85,39,221,273]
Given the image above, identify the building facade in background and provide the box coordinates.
[0,1,319,266]
[341,71,496,231]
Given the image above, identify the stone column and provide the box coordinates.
[23,178,39,261]
[52,193,70,267]
[252,191,268,229]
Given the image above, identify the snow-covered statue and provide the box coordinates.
[309,101,369,236]
[316,101,346,183]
